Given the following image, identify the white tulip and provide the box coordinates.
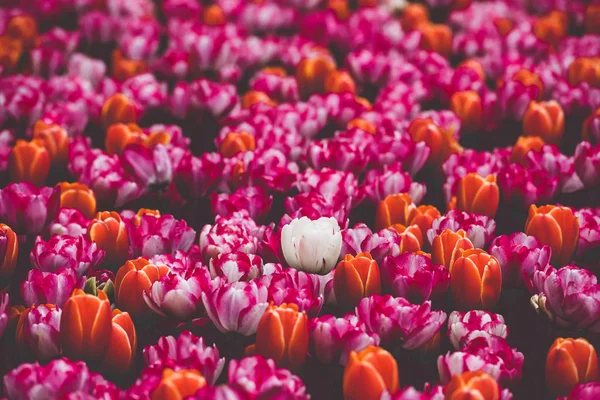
[281,216,342,275]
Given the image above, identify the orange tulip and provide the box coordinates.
[567,57,600,88]
[522,100,565,144]
[509,136,546,164]
[458,60,485,81]
[324,70,356,94]
[546,337,599,397]
[59,182,97,219]
[102,93,138,127]
[101,309,137,374]
[347,118,376,135]
[220,131,256,158]
[261,66,287,76]
[32,121,69,166]
[133,208,161,226]
[112,49,147,81]
[241,91,276,109]
[533,11,569,47]
[419,24,453,58]
[114,258,170,319]
[343,346,399,400]
[375,193,417,231]
[105,123,146,155]
[448,173,499,218]
[511,68,544,100]
[296,56,336,99]
[444,371,500,400]
[525,205,579,266]
[0,223,18,290]
[450,249,502,310]
[390,224,423,255]
[60,290,113,362]
[151,369,207,400]
[584,5,600,34]
[431,229,474,271]
[88,211,130,268]
[334,252,381,309]
[494,17,514,36]
[0,36,23,74]
[251,303,308,371]
[411,205,442,240]
[409,118,461,167]
[9,139,50,186]
[582,107,600,142]
[401,4,429,31]
[5,15,38,51]
[450,91,483,134]
[328,0,350,20]
[202,4,226,26]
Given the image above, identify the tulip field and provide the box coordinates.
[1,1,600,399]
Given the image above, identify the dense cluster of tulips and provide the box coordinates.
[0,0,599,399]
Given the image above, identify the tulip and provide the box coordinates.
[9,139,50,186]
[145,269,207,321]
[101,309,137,374]
[21,268,84,308]
[208,252,264,283]
[112,49,148,81]
[564,383,600,399]
[30,234,104,278]
[522,101,565,145]
[296,56,336,99]
[343,346,399,400]
[105,123,146,156]
[428,210,496,249]
[115,258,170,319]
[375,193,417,231]
[0,223,18,289]
[151,369,207,400]
[533,11,568,47]
[324,70,356,94]
[58,182,96,219]
[574,141,600,189]
[431,229,474,271]
[241,91,276,109]
[568,57,600,88]
[401,4,429,31]
[585,5,600,34]
[48,208,89,238]
[525,205,579,266]
[334,253,381,309]
[510,136,546,165]
[266,268,324,318]
[448,174,499,218]
[444,371,500,400]
[391,224,423,254]
[0,183,61,236]
[450,91,483,134]
[60,290,113,362]
[220,131,256,158]
[88,211,130,269]
[450,249,502,310]
[212,186,273,222]
[546,338,599,397]
[411,205,442,240]
[281,217,342,275]
[102,93,138,127]
[0,36,23,73]
[32,121,69,167]
[122,144,173,191]
[409,118,461,167]
[447,310,508,350]
[510,68,544,100]
[16,304,62,362]
[203,4,226,26]
[419,23,452,57]
[5,15,38,50]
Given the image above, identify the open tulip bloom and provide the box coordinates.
[2,2,600,400]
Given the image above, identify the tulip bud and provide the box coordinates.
[401,4,429,31]
[9,139,50,186]
[450,249,502,311]
[202,4,226,26]
[525,205,579,266]
[412,205,441,240]
[375,193,417,231]
[419,23,453,58]
[102,93,138,127]
[88,211,130,269]
[567,57,600,88]
[60,290,113,362]
[296,56,336,99]
[448,173,499,218]
[409,118,461,167]
[334,252,381,309]
[450,91,483,134]
[101,309,137,375]
[546,338,599,397]
[151,369,207,400]
[241,91,276,109]
[324,70,356,94]
[59,182,97,219]
[585,5,600,34]
[248,303,309,371]
[431,229,474,271]
[112,49,147,81]
[114,258,170,319]
[533,11,568,47]
[105,123,146,156]
[343,346,399,400]
[0,223,18,290]
[6,15,38,51]
[0,36,23,73]
[220,131,256,158]
[444,371,500,400]
[510,136,545,164]
[522,101,565,145]
[33,121,69,167]
[391,224,423,254]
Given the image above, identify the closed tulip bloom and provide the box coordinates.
[296,56,336,99]
[510,136,546,165]
[431,229,474,271]
[88,211,130,268]
[33,121,69,166]
[151,369,207,400]
[412,205,442,240]
[0,223,18,289]
[102,93,138,127]
[391,224,423,254]
[6,15,38,50]
[375,193,417,231]
[525,205,579,266]
[546,338,599,397]
[401,4,429,31]
[450,249,502,310]
[533,11,568,47]
[324,70,356,94]
[419,23,452,57]
[60,290,113,362]
[450,91,482,134]
[249,303,309,371]
[101,309,137,374]
[16,304,62,362]
[334,252,381,309]
[343,346,399,400]
[409,118,461,167]
[9,139,50,186]
[448,174,499,218]
[220,131,256,158]
[522,101,565,144]
[105,123,146,156]
[444,371,500,400]
[568,57,600,88]
[115,258,170,319]
[59,182,96,219]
